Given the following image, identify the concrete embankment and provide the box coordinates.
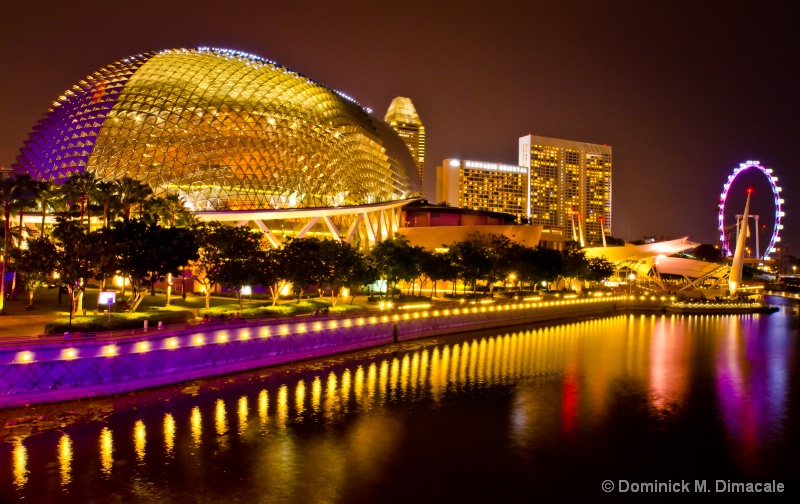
[1,296,638,408]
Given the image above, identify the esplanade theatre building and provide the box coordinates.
[13,47,422,248]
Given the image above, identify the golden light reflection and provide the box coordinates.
[441,345,452,390]
[379,360,389,401]
[216,399,228,436]
[191,406,202,446]
[459,341,470,387]
[325,372,338,421]
[58,434,72,486]
[341,369,351,413]
[277,385,289,429]
[100,427,113,476]
[366,363,377,410]
[420,349,429,393]
[400,354,410,396]
[164,413,175,456]
[449,344,460,386]
[134,420,146,463]
[259,389,269,428]
[430,347,443,401]
[390,358,400,399]
[410,352,420,395]
[238,396,249,435]
[468,340,479,386]
[355,365,365,409]
[477,339,488,385]
[295,380,306,418]
[311,376,322,414]
[13,441,28,489]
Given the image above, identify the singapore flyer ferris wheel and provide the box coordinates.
[718,160,785,260]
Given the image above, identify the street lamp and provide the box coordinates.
[628,273,635,298]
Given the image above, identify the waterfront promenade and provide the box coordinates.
[1,289,785,409]
[1,293,635,408]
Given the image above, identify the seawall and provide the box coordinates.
[1,295,648,408]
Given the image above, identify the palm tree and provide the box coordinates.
[91,180,120,228]
[148,193,194,227]
[115,177,153,221]
[36,180,63,237]
[0,174,39,314]
[9,174,39,300]
[62,171,100,229]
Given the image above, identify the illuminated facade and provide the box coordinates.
[13,47,421,247]
[384,97,425,184]
[436,159,530,222]
[519,135,611,245]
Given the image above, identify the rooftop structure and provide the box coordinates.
[384,97,425,184]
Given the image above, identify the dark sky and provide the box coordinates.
[1,1,797,250]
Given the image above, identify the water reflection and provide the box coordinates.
[12,442,27,489]
[58,434,72,486]
[191,406,202,446]
[238,396,249,436]
[3,312,797,501]
[259,390,268,429]
[134,420,146,463]
[100,427,113,476]
[164,414,175,457]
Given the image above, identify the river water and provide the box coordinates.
[1,306,798,502]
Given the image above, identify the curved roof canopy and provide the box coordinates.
[14,47,422,211]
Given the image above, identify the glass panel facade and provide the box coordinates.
[14,48,421,211]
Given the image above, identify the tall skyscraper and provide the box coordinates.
[519,135,612,245]
[385,97,425,183]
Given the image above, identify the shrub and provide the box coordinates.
[44,310,195,334]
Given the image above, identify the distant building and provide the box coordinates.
[435,159,530,223]
[399,201,563,250]
[519,135,612,246]
[385,97,426,184]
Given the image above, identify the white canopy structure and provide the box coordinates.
[585,237,732,292]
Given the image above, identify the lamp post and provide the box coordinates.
[628,272,635,303]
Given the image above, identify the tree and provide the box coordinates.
[585,256,615,284]
[279,237,328,301]
[50,220,103,324]
[12,236,58,309]
[317,240,370,305]
[91,180,120,229]
[370,236,418,297]
[147,194,194,228]
[421,250,457,298]
[263,247,293,306]
[449,238,490,295]
[0,175,39,314]
[35,180,64,237]
[62,171,100,228]
[193,222,263,309]
[560,240,589,290]
[114,219,198,311]
[115,177,153,221]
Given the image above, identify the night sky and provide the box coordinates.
[1,1,797,251]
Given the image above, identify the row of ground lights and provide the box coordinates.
[12,296,626,364]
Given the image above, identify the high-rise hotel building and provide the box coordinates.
[385,97,426,183]
[435,159,530,222]
[519,135,611,245]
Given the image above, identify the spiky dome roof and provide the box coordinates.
[14,47,421,211]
